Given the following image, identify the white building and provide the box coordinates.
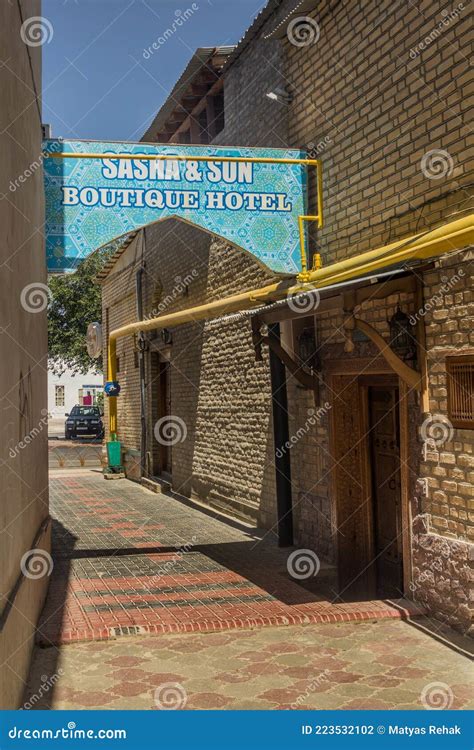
[48,363,103,418]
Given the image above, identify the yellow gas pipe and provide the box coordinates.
[106,213,474,438]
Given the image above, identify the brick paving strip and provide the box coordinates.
[38,472,424,646]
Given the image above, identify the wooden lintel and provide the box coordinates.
[354,318,422,391]
[325,356,393,376]
[355,274,417,304]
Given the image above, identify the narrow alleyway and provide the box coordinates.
[21,469,473,710]
[39,470,422,645]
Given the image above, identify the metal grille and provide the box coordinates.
[447,355,474,429]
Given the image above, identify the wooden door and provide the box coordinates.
[368,386,403,597]
[332,376,373,598]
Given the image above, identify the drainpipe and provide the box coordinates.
[268,322,294,547]
[136,266,147,478]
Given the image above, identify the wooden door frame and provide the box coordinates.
[153,353,172,480]
[328,365,412,597]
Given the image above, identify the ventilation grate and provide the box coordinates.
[447,355,474,429]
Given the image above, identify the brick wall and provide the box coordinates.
[101,219,279,522]
[101,0,472,631]
[284,0,472,257]
[281,0,472,631]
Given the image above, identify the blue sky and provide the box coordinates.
[42,0,264,142]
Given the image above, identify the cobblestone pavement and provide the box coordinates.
[38,472,424,645]
[24,620,473,710]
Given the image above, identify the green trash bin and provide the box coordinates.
[106,440,122,468]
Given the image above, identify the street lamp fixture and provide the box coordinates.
[388,305,416,363]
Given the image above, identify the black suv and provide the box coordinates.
[65,406,104,439]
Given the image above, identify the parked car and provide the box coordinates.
[65,405,104,439]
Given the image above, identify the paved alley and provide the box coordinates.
[25,619,473,710]
[22,470,473,712]
[38,471,423,646]
[21,471,474,711]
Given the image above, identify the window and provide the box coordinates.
[55,385,65,407]
[70,406,101,417]
[446,355,474,429]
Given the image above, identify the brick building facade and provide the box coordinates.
[100,1,472,634]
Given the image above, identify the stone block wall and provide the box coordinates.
[412,252,473,633]
[101,220,279,523]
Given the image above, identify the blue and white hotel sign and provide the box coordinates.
[43,139,309,274]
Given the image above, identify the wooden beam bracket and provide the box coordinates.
[353,317,422,391]
[260,334,321,391]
